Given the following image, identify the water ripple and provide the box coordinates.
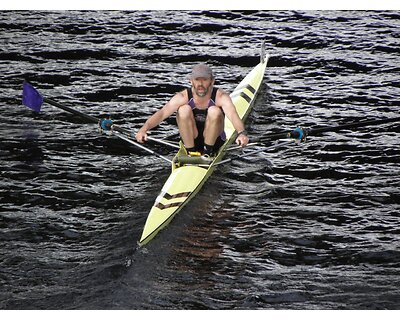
[1,10,399,310]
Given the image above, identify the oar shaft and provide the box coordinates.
[309,116,400,135]
[42,92,178,151]
[113,132,172,164]
[41,97,172,163]
[43,98,98,123]
[112,125,131,135]
[147,136,180,149]
[112,125,179,149]
[256,116,400,143]
[214,140,293,166]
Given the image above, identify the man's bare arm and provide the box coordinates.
[219,91,249,146]
[135,91,187,143]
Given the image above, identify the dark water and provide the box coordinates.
[1,10,400,309]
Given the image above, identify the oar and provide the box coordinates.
[22,81,179,150]
[254,115,400,144]
[145,136,180,149]
[213,140,294,167]
[22,81,172,164]
[112,132,172,164]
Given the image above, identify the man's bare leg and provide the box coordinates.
[176,104,198,149]
[204,106,224,146]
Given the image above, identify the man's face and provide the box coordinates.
[191,77,214,97]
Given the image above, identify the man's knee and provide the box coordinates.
[207,106,224,121]
[177,104,193,119]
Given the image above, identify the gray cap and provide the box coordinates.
[190,63,214,79]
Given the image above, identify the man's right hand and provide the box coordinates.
[135,129,148,143]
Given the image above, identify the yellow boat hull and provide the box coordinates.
[139,55,268,246]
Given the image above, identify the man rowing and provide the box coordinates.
[135,63,249,158]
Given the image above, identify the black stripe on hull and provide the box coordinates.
[155,201,184,210]
[161,191,191,200]
[231,84,256,95]
[244,84,256,94]
[239,92,252,103]
[153,191,191,210]
[230,84,255,103]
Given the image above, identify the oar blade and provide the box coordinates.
[22,81,43,112]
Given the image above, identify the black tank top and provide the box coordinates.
[186,87,218,123]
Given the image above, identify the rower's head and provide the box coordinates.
[190,63,214,80]
[190,63,215,97]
